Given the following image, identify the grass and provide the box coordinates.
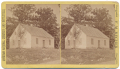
[61,49,115,64]
[6,48,60,64]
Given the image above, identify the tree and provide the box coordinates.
[61,17,74,25]
[92,7,115,48]
[65,4,93,24]
[92,8,113,32]
[30,7,58,37]
[30,7,59,48]
[10,4,35,22]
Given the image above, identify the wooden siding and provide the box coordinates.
[9,24,32,48]
[65,24,87,49]
[9,24,20,48]
[10,24,54,49]
[86,36,109,49]
[65,24,109,49]
[31,36,54,48]
[20,31,31,48]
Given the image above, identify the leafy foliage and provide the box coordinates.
[65,4,92,24]
[91,8,115,48]
[10,4,36,22]
[34,7,58,37]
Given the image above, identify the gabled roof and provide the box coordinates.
[76,24,109,39]
[21,24,54,38]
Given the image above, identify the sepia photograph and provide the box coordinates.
[6,4,60,64]
[61,4,115,64]
[2,2,118,67]
[1,1,119,68]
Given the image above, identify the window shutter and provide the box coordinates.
[36,38,38,44]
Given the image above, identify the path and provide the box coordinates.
[98,60,115,64]
[40,60,60,64]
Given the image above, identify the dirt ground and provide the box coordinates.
[61,49,115,64]
[6,48,60,64]
[40,60,60,64]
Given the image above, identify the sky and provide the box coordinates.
[6,4,60,24]
[61,4,115,24]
